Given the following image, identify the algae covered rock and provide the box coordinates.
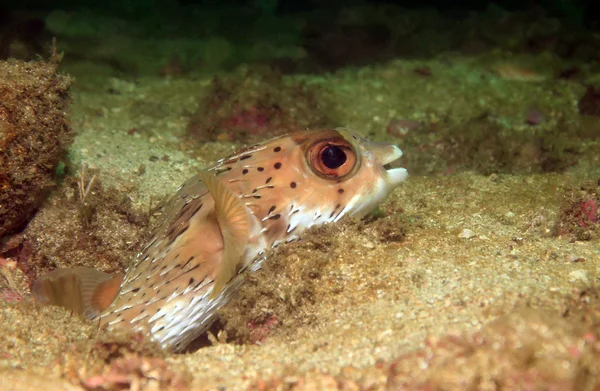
[0,56,73,238]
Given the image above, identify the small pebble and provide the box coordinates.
[569,269,589,284]
[525,109,545,125]
[459,229,476,239]
[386,119,422,137]
[413,66,432,77]
[568,255,586,263]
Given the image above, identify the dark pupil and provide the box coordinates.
[321,146,347,169]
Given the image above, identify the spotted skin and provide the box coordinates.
[98,129,408,351]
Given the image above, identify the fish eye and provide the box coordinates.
[307,139,358,179]
[321,146,347,169]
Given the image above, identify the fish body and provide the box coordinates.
[34,129,408,352]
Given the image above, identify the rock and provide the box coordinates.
[525,109,545,125]
[386,119,423,137]
[0,56,73,237]
[578,85,600,116]
[459,229,476,239]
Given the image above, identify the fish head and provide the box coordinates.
[213,128,408,244]
[296,128,408,218]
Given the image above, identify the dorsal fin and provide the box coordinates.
[198,170,251,299]
[32,267,123,319]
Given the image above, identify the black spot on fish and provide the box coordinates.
[131,288,140,293]
[329,205,340,219]
[166,201,201,245]
[274,146,281,152]
[191,203,202,216]
[240,155,252,160]
[266,177,272,184]
[290,181,297,188]
[257,167,264,172]
[268,205,276,214]
[215,166,232,175]
[189,277,195,286]
[252,188,257,194]
[181,256,195,270]
[166,264,200,285]
[274,162,282,169]
[269,214,281,220]
[287,224,296,233]
[253,195,261,199]
[338,188,344,194]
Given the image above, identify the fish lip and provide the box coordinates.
[374,144,403,166]
[385,166,409,185]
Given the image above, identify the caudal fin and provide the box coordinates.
[32,267,123,320]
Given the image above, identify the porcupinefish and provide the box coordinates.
[33,129,408,352]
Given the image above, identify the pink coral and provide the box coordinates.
[579,199,598,227]
[221,106,272,136]
[248,314,279,344]
[0,288,22,303]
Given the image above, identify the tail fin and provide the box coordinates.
[32,267,123,320]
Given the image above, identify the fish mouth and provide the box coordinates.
[383,161,399,171]
[380,145,408,186]
[365,141,408,186]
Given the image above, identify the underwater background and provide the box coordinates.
[1,0,600,390]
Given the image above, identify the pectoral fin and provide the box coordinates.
[32,267,123,320]
[199,171,251,299]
